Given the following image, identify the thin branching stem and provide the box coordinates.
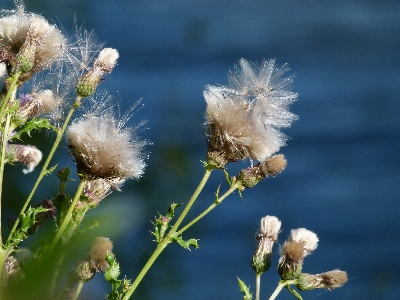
[0,114,12,246]
[176,181,240,236]
[5,95,83,247]
[122,165,214,300]
[0,73,20,245]
[0,72,20,122]
[50,178,86,249]
[269,280,297,300]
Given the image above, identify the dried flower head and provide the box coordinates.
[239,154,287,188]
[88,237,113,272]
[0,11,66,80]
[1,255,20,284]
[205,58,297,167]
[251,216,281,274]
[66,101,148,180]
[278,228,319,280]
[6,143,43,174]
[81,178,125,207]
[296,270,348,291]
[17,90,61,122]
[76,47,119,97]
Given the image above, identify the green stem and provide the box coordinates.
[0,115,12,246]
[0,72,20,122]
[169,164,214,233]
[269,280,296,300]
[5,96,83,247]
[71,280,85,300]
[176,181,240,236]
[255,273,261,300]
[286,285,303,300]
[50,179,86,249]
[0,73,20,246]
[122,165,214,300]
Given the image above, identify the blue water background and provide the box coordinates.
[2,0,400,299]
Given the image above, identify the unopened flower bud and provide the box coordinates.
[76,48,119,97]
[296,270,348,291]
[278,228,318,280]
[251,216,281,274]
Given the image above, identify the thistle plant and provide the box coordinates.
[0,3,348,300]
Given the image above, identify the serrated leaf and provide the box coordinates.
[8,206,49,247]
[224,169,231,185]
[166,203,181,219]
[172,236,199,250]
[43,164,58,176]
[12,118,57,139]
[237,277,252,300]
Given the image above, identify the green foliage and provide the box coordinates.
[237,277,252,300]
[12,118,57,139]
[105,253,131,300]
[7,206,49,247]
[152,203,181,242]
[53,167,74,228]
[172,236,199,250]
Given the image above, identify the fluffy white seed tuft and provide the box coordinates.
[66,108,148,180]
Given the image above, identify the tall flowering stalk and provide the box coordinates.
[0,4,349,300]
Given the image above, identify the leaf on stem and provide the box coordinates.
[12,118,57,139]
[7,206,49,247]
[43,164,58,176]
[237,277,252,300]
[151,203,181,242]
[172,236,199,250]
[286,284,303,300]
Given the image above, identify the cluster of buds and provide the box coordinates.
[249,217,347,294]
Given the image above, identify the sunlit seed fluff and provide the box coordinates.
[17,90,60,120]
[95,48,119,70]
[0,12,65,77]
[205,59,297,165]
[278,228,319,280]
[289,228,319,254]
[258,215,281,241]
[66,112,147,180]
